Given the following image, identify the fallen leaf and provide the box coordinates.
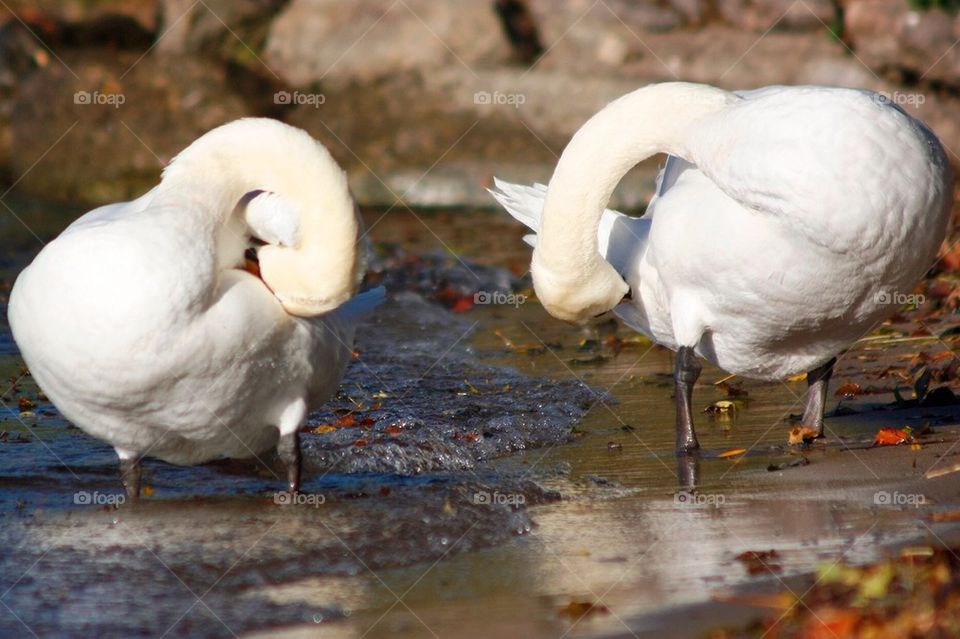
[704,400,737,415]
[450,297,473,312]
[874,427,910,446]
[308,425,337,434]
[736,550,782,575]
[834,382,863,398]
[17,397,35,412]
[557,601,609,619]
[718,448,747,459]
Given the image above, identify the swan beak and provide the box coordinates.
[622,287,633,302]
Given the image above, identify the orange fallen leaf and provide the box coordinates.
[788,426,819,445]
[450,297,474,312]
[718,448,747,459]
[834,382,863,398]
[309,424,337,434]
[142,485,155,497]
[874,427,910,446]
[352,439,368,447]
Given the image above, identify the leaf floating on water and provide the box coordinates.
[873,427,910,446]
[336,415,357,427]
[557,601,609,619]
[17,397,35,412]
[718,448,746,459]
[786,372,807,383]
[788,426,818,445]
[142,485,155,497]
[309,425,337,434]
[834,382,862,398]
[704,400,737,416]
[352,439,368,447]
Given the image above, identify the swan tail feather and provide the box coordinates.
[488,178,549,235]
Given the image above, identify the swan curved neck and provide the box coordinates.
[531,83,736,322]
[160,119,359,316]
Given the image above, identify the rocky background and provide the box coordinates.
[1,0,960,210]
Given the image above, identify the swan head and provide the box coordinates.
[531,248,629,324]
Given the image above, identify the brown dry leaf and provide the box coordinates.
[17,397,35,412]
[786,372,807,382]
[788,426,818,445]
[142,485,155,497]
[557,601,609,619]
[735,550,782,575]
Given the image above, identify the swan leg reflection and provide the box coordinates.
[118,453,142,501]
[277,430,302,493]
[675,346,702,454]
[801,357,836,438]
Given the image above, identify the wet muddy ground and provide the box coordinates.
[1,203,960,638]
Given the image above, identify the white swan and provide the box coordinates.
[8,118,384,498]
[492,82,952,453]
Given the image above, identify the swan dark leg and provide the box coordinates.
[118,456,142,501]
[675,346,702,454]
[277,431,301,493]
[801,357,836,438]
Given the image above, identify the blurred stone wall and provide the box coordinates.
[1,0,959,209]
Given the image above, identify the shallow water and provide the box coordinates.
[2,202,960,638]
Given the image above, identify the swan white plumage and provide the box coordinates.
[492,82,952,452]
[8,118,384,498]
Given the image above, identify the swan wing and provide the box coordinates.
[688,86,949,251]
